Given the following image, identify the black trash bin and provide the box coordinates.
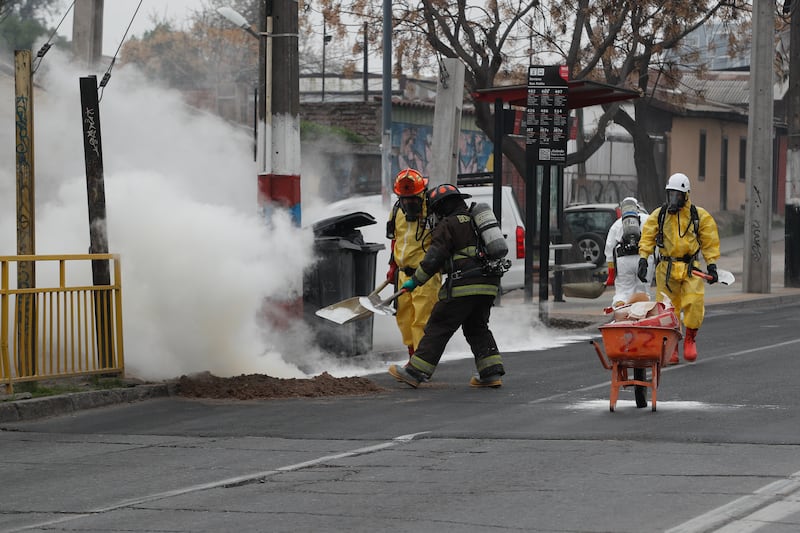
[304,212,385,355]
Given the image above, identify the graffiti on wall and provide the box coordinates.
[567,176,638,207]
[391,122,494,179]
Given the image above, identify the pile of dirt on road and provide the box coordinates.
[176,371,385,400]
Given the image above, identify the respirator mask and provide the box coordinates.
[666,190,686,214]
[400,195,423,221]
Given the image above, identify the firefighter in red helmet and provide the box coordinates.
[388,183,505,389]
[386,169,441,356]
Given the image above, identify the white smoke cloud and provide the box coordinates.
[1,53,320,380]
[0,50,585,384]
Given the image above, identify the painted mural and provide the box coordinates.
[391,122,494,180]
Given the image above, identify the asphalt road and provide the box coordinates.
[3,301,800,532]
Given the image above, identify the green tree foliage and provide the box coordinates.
[120,0,265,88]
[0,0,61,51]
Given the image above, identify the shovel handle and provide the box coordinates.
[691,270,716,283]
[380,288,408,305]
[370,278,391,296]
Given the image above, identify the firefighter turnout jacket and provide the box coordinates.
[411,205,501,299]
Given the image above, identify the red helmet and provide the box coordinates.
[394,168,428,196]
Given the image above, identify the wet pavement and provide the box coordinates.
[2,230,799,424]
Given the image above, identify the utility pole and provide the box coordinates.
[72,0,104,67]
[363,23,368,102]
[79,76,114,368]
[785,0,800,287]
[381,0,392,206]
[14,50,37,377]
[260,0,301,224]
[744,0,774,293]
[429,58,465,185]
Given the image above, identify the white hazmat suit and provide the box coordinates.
[604,211,654,307]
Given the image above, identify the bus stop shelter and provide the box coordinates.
[472,78,640,314]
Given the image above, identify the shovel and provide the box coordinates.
[358,287,408,316]
[692,267,735,285]
[314,279,391,325]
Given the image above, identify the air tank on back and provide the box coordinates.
[619,197,641,251]
[471,203,508,259]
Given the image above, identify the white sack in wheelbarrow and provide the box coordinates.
[611,302,680,329]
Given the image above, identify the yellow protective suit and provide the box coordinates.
[390,200,440,351]
[638,199,720,329]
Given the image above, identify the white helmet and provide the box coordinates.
[666,173,691,192]
[620,196,641,210]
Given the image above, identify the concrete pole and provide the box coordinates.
[72,0,104,67]
[743,0,774,293]
[258,0,301,225]
[381,0,392,206]
[429,59,465,185]
[785,0,800,287]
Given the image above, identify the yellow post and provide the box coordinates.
[15,50,37,377]
[1,260,12,394]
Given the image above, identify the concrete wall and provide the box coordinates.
[668,117,748,213]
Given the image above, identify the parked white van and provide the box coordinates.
[308,184,527,294]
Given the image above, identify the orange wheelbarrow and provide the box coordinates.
[591,322,682,412]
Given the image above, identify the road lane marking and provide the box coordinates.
[9,432,429,532]
[665,470,800,533]
[564,399,783,410]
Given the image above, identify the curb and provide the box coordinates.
[0,383,174,423]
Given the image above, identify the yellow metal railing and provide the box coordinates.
[0,254,124,394]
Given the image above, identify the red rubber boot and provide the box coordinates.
[684,328,698,362]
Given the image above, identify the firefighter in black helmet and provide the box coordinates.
[388,183,505,389]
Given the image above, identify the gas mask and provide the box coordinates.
[399,195,423,221]
[666,190,686,214]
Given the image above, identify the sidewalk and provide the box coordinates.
[541,231,800,327]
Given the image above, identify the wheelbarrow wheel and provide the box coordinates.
[634,368,647,408]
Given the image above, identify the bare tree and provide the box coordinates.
[319,0,749,209]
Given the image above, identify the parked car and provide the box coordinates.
[561,203,621,267]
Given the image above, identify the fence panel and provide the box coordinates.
[0,254,124,394]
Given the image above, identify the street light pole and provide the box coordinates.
[267,0,301,225]
[322,20,332,102]
[220,2,302,323]
[220,3,301,227]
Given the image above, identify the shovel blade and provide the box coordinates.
[314,297,372,324]
[717,269,735,285]
[358,296,396,316]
